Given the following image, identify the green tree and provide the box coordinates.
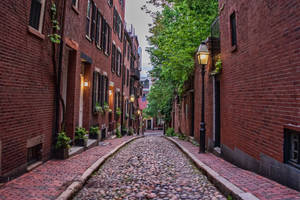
[145,0,218,122]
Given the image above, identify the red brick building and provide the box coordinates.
[0,0,141,181]
[172,0,300,191]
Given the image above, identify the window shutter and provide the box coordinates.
[114,92,117,119]
[29,0,42,30]
[119,53,122,76]
[92,71,97,113]
[101,18,106,49]
[95,10,101,46]
[99,75,104,106]
[113,8,117,32]
[97,72,101,103]
[111,44,116,72]
[91,1,96,41]
[105,77,109,103]
[107,25,111,55]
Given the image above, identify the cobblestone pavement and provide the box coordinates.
[74,136,225,200]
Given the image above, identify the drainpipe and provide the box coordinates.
[52,0,67,153]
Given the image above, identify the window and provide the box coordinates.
[126,69,129,86]
[29,0,46,32]
[108,0,113,7]
[101,19,111,55]
[72,0,79,9]
[117,50,122,76]
[119,0,124,7]
[111,44,116,72]
[230,12,237,47]
[92,71,101,112]
[113,8,123,41]
[86,0,92,38]
[125,99,128,119]
[27,144,42,165]
[122,64,125,85]
[95,9,102,48]
[285,129,300,169]
[114,91,121,119]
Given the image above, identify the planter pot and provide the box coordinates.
[75,138,87,147]
[89,133,100,141]
[55,148,69,159]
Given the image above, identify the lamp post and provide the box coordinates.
[197,42,209,153]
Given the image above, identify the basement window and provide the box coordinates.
[284,129,300,169]
[27,144,42,166]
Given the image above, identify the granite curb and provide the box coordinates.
[165,136,260,200]
[56,136,143,200]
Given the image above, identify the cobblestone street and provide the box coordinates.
[74,136,225,200]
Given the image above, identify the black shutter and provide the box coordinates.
[101,18,106,49]
[114,92,117,119]
[91,1,96,41]
[95,10,101,46]
[105,77,109,103]
[97,72,101,103]
[99,75,104,106]
[111,44,116,72]
[119,53,122,76]
[29,0,42,30]
[113,8,117,32]
[107,25,111,55]
[92,71,97,113]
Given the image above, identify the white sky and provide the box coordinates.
[125,0,158,77]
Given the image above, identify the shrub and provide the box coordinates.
[89,126,100,136]
[116,107,121,116]
[56,132,71,149]
[75,127,88,140]
[128,127,134,136]
[166,128,175,137]
[95,102,104,114]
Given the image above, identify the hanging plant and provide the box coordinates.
[48,2,61,44]
[210,58,222,76]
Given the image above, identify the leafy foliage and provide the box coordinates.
[144,0,218,122]
[56,132,71,149]
[75,127,88,140]
[48,2,61,44]
[89,126,100,136]
[210,57,222,76]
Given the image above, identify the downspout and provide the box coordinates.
[52,0,67,152]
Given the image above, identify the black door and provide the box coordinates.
[215,80,221,147]
[190,92,194,137]
[147,120,152,129]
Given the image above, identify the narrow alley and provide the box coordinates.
[74,135,225,200]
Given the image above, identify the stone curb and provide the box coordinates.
[56,136,143,200]
[165,136,260,200]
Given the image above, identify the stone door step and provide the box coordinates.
[69,146,84,157]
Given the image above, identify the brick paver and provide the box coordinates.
[0,136,134,200]
[173,138,300,200]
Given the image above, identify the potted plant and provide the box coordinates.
[55,131,71,159]
[95,102,104,115]
[116,107,121,116]
[103,102,110,112]
[75,127,88,147]
[129,127,134,136]
[89,126,101,141]
[116,125,122,138]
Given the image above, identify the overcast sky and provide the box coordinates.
[125,0,158,76]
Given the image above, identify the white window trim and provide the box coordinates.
[29,0,46,33]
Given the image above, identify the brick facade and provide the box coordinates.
[0,0,56,178]
[0,0,141,180]
[172,0,300,191]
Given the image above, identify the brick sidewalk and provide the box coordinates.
[173,138,300,200]
[0,136,134,200]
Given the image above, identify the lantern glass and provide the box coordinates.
[130,95,135,102]
[197,42,209,65]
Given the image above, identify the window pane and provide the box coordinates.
[29,0,42,30]
[230,12,237,46]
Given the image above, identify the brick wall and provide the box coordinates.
[0,1,56,176]
[217,0,300,190]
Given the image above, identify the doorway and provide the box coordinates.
[214,79,221,147]
[79,63,85,127]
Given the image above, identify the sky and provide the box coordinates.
[125,0,158,77]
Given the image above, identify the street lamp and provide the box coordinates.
[130,95,135,103]
[197,42,209,153]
